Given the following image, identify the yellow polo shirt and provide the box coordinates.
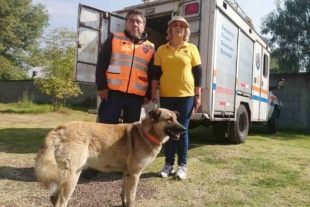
[154,41,201,97]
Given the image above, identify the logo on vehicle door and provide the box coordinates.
[256,53,260,70]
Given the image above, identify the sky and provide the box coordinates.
[32,0,277,35]
[28,0,277,77]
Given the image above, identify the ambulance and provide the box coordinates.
[74,0,284,144]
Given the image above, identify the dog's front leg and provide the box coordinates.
[121,172,128,207]
[126,172,141,207]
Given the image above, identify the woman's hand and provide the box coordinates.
[193,95,201,112]
[193,87,201,113]
[151,80,159,103]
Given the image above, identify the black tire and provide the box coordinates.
[228,105,249,144]
[268,109,278,133]
[212,122,229,143]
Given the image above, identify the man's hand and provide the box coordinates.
[143,97,150,105]
[98,89,109,101]
[151,92,158,103]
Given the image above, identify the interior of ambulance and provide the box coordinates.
[143,13,172,49]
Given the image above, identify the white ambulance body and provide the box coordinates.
[74,0,283,144]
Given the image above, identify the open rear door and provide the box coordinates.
[74,4,126,83]
[259,48,270,121]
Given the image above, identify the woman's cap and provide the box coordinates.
[168,16,189,28]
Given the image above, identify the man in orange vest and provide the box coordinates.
[81,9,155,179]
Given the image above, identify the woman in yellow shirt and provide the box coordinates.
[151,16,202,180]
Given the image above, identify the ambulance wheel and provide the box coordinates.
[268,109,278,133]
[228,105,249,144]
[212,122,228,143]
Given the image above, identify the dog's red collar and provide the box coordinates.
[144,130,161,145]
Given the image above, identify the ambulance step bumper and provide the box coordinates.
[190,112,209,121]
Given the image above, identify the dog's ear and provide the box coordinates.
[148,108,162,121]
[172,111,180,118]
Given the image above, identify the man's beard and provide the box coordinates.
[130,32,141,39]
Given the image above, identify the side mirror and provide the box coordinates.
[277,78,284,89]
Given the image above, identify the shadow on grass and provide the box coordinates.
[0,166,158,184]
[0,166,36,182]
[79,171,160,184]
[0,103,94,114]
[189,124,310,143]
[68,104,95,113]
[0,109,50,114]
[0,128,51,154]
[0,166,156,184]
[0,125,218,155]
[78,172,123,184]
[1,125,308,155]
[250,125,310,140]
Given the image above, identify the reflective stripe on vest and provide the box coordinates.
[108,79,147,91]
[106,32,154,96]
[107,79,122,85]
[109,59,147,73]
[111,53,149,68]
[133,82,148,91]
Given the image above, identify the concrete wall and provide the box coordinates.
[0,80,97,107]
[1,73,310,129]
[269,73,310,129]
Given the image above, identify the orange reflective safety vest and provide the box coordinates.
[106,33,155,96]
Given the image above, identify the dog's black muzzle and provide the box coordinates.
[164,125,186,140]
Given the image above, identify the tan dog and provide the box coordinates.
[34,108,185,207]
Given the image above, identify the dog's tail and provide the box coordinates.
[34,129,60,194]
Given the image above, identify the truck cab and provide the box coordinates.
[267,78,284,133]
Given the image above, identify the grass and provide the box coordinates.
[0,90,93,114]
[0,102,53,114]
[0,102,91,114]
[0,103,309,207]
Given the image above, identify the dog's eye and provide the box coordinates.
[169,117,173,122]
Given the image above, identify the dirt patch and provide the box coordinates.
[70,173,157,207]
[4,167,156,207]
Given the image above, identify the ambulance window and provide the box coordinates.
[263,54,268,78]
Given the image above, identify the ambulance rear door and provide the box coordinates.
[74,4,126,83]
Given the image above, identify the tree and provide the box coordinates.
[270,56,280,73]
[34,28,82,111]
[0,56,28,80]
[0,0,49,79]
[261,0,310,73]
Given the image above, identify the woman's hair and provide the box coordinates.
[166,22,191,41]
